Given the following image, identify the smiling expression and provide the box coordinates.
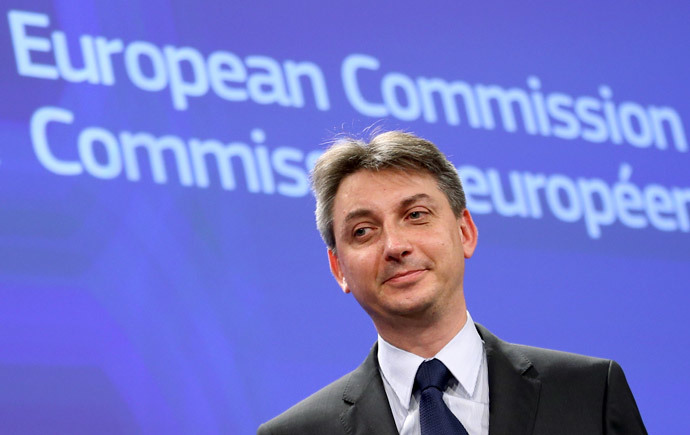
[328,168,477,329]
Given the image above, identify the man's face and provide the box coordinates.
[328,169,478,328]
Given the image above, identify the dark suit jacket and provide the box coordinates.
[258,324,647,434]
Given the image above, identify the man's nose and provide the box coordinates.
[383,225,413,262]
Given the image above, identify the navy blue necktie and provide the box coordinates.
[415,359,469,435]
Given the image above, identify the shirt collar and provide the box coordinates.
[377,311,484,410]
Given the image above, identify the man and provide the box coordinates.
[258,131,646,435]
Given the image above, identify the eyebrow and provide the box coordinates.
[343,208,375,225]
[399,193,433,210]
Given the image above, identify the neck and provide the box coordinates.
[375,305,468,359]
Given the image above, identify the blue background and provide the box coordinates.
[1,1,688,433]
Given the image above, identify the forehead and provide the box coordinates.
[332,169,446,218]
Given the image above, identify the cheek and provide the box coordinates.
[423,228,452,251]
[341,251,377,282]
[358,253,379,278]
[423,228,464,264]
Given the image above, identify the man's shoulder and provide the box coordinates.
[477,324,647,433]
[258,344,383,435]
[257,371,353,435]
[508,340,613,378]
[477,323,615,383]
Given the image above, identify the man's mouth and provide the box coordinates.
[383,269,427,285]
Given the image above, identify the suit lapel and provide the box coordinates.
[339,343,398,435]
[476,324,541,435]
[338,326,541,435]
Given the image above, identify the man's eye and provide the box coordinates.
[353,227,369,237]
[408,210,426,219]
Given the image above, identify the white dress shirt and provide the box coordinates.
[377,311,489,435]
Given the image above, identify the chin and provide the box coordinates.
[385,296,436,318]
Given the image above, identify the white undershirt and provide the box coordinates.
[377,311,489,435]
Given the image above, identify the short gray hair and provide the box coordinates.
[311,130,466,251]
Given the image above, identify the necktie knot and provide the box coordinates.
[414,359,468,434]
[415,358,453,392]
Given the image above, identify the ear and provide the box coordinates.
[458,209,478,259]
[328,249,350,293]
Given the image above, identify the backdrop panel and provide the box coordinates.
[1,1,688,433]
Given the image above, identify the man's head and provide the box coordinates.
[313,131,467,252]
[311,131,477,335]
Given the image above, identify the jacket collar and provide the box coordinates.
[338,324,541,435]
[476,323,542,435]
[339,343,399,435]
